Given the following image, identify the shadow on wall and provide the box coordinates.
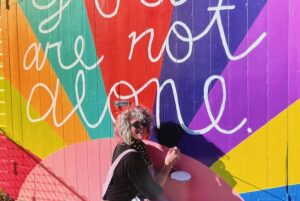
[154,121,183,148]
[153,121,237,188]
[154,121,224,166]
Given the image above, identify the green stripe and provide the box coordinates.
[20,1,113,139]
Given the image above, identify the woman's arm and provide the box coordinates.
[154,147,180,187]
[154,163,173,187]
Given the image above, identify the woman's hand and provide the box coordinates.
[164,146,181,167]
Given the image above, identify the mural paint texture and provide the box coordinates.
[0,0,299,200]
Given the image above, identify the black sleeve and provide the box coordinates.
[125,152,163,200]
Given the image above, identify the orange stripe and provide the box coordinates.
[2,4,89,144]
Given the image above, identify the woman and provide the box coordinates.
[103,106,180,201]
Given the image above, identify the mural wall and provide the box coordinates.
[0,0,299,200]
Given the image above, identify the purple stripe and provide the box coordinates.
[289,0,300,102]
[189,0,300,154]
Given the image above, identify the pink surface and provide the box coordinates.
[18,139,116,201]
[146,141,243,201]
[18,139,242,201]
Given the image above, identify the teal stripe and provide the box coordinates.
[20,1,113,139]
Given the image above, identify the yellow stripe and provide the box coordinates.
[287,100,300,185]
[3,78,65,159]
[211,99,300,193]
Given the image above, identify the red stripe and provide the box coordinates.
[0,133,40,199]
[85,0,173,115]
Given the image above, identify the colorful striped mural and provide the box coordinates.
[0,0,299,200]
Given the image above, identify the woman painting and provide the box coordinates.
[102,106,180,201]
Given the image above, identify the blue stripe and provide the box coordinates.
[241,184,300,201]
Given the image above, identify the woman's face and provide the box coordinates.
[129,118,149,141]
